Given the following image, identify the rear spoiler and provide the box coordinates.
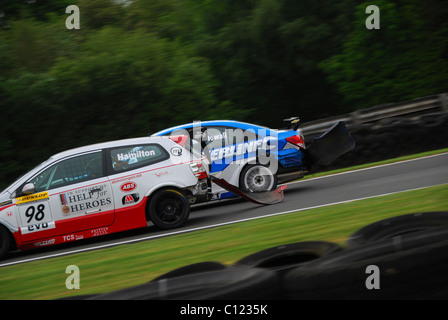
[283,117,301,130]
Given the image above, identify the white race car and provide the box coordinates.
[0,136,208,260]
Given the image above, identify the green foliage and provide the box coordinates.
[1,0,73,20]
[2,19,76,73]
[192,0,359,126]
[48,27,231,139]
[77,0,126,29]
[320,0,448,109]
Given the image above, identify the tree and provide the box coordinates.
[320,0,448,109]
[77,0,125,29]
[0,0,73,22]
[192,0,359,126]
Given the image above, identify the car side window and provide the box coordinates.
[203,127,228,149]
[29,151,103,192]
[110,144,169,173]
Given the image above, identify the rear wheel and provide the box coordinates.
[148,189,190,229]
[239,164,277,192]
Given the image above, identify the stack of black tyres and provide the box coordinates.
[89,264,280,300]
[282,211,448,299]
[87,241,342,300]
[64,212,448,300]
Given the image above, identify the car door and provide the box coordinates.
[16,150,114,242]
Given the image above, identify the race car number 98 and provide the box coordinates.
[19,202,53,227]
[25,204,45,223]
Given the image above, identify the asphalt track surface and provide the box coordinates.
[1,152,447,267]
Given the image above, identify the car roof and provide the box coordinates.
[50,136,168,161]
[153,120,270,136]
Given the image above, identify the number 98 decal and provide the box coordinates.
[18,201,54,233]
[25,204,46,223]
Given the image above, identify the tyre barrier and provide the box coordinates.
[151,261,227,281]
[282,229,448,299]
[89,266,280,300]
[61,212,448,300]
[346,212,448,249]
[232,241,342,276]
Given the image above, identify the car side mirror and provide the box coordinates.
[22,183,36,195]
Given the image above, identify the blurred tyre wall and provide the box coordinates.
[67,212,448,300]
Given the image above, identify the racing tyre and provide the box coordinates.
[151,262,227,281]
[421,114,445,128]
[148,189,190,230]
[239,164,277,193]
[283,228,448,299]
[0,225,11,260]
[233,241,342,274]
[346,211,448,249]
[89,267,280,300]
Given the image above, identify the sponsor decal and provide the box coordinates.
[16,191,49,205]
[207,131,227,142]
[170,147,182,156]
[155,171,169,177]
[34,239,56,247]
[120,181,137,192]
[209,137,277,162]
[91,227,109,237]
[111,174,142,184]
[59,184,112,214]
[0,200,12,207]
[122,193,140,205]
[116,150,156,161]
[63,234,84,242]
[21,221,56,234]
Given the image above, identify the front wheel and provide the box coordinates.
[148,189,190,229]
[0,225,11,260]
[239,164,277,193]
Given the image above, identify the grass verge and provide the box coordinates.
[0,183,447,300]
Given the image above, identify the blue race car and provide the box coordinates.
[153,118,354,201]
